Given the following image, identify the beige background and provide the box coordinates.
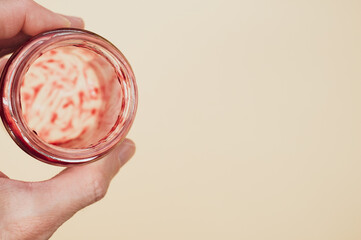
[1,0,361,239]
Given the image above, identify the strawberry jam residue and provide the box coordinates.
[20,46,123,148]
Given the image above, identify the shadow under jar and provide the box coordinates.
[0,28,137,166]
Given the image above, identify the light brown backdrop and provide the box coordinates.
[1,0,361,239]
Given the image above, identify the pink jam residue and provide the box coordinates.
[20,47,122,148]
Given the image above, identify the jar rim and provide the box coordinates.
[0,28,137,165]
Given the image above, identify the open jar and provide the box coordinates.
[0,28,137,166]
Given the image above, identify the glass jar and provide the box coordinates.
[0,28,137,166]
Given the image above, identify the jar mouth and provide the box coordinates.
[0,28,137,165]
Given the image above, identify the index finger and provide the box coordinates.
[0,0,84,57]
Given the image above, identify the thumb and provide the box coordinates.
[36,139,135,222]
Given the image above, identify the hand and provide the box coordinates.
[0,0,136,239]
[0,0,84,57]
[0,139,135,239]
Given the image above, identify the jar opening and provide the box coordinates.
[20,45,124,149]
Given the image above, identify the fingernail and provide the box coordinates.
[0,58,9,75]
[62,15,85,28]
[59,15,71,28]
[118,139,136,164]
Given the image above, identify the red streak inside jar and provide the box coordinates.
[20,46,123,149]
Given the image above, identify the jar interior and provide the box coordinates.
[20,46,124,149]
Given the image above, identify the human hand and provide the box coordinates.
[0,0,136,239]
[0,139,135,239]
[0,0,84,57]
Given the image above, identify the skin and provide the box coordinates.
[0,0,136,239]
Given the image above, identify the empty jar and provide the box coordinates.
[0,28,138,165]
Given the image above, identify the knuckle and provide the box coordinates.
[88,174,108,203]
